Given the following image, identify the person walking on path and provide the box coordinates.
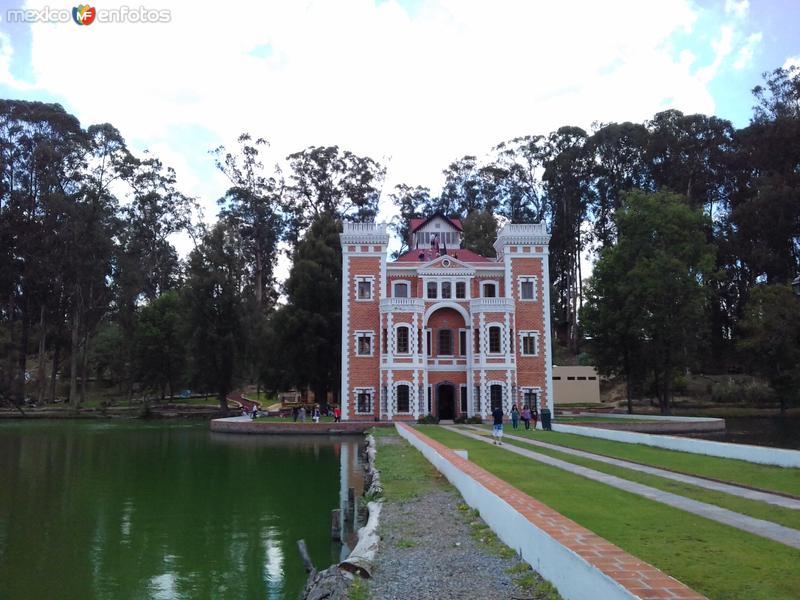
[511,405,520,430]
[298,406,306,422]
[333,406,341,423]
[521,405,532,430]
[532,406,540,430]
[292,406,298,422]
[312,405,321,423]
[251,404,258,420]
[491,405,504,445]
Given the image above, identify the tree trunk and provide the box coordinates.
[80,330,90,405]
[50,341,60,402]
[36,304,47,404]
[218,391,229,413]
[254,238,263,306]
[17,296,30,405]
[5,294,15,400]
[624,351,633,414]
[661,356,673,416]
[69,293,81,408]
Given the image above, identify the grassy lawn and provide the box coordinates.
[469,428,800,531]
[371,427,446,500]
[479,425,800,497]
[418,426,800,600]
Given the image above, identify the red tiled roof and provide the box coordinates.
[410,215,463,232]
[392,248,493,264]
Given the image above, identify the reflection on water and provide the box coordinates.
[0,421,364,600]
[679,416,800,449]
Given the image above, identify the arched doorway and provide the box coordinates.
[438,384,455,420]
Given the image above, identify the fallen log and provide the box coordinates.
[338,501,382,579]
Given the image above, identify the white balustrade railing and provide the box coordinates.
[342,222,389,235]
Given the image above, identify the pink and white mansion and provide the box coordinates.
[339,213,553,422]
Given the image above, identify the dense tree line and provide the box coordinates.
[1,65,798,414]
[0,102,381,411]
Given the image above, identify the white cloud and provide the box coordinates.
[697,25,734,83]
[733,32,763,70]
[16,0,722,220]
[724,0,749,19]
[783,55,800,70]
[0,32,33,90]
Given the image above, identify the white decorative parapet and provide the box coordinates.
[494,222,550,253]
[554,423,800,468]
[469,297,515,313]
[341,222,390,246]
[379,298,425,312]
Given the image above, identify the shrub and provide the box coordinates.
[465,415,483,424]
[711,380,775,404]
[453,416,466,424]
[417,414,439,424]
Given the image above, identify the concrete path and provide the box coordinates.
[445,426,800,550]
[467,425,800,510]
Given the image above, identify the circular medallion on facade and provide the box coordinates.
[442,258,451,267]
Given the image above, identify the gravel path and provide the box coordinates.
[368,487,549,600]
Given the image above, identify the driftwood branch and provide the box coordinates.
[297,539,317,581]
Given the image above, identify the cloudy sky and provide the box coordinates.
[1,0,798,229]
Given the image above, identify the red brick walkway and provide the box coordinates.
[398,423,707,600]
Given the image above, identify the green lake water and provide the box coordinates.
[0,421,364,600]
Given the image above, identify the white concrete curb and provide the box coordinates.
[396,424,641,600]
[561,413,722,422]
[553,424,800,468]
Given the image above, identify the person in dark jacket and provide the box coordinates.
[491,406,504,445]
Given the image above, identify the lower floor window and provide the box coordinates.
[523,389,539,409]
[460,386,468,413]
[490,384,503,410]
[356,389,373,414]
[397,384,410,413]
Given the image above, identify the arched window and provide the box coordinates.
[488,326,502,353]
[396,326,410,354]
[396,384,410,413]
[490,384,503,410]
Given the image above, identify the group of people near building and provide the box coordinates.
[491,404,550,445]
[510,404,539,430]
[290,405,342,423]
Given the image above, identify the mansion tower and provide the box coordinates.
[340,214,552,421]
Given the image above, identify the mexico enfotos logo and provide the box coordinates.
[4,5,172,24]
